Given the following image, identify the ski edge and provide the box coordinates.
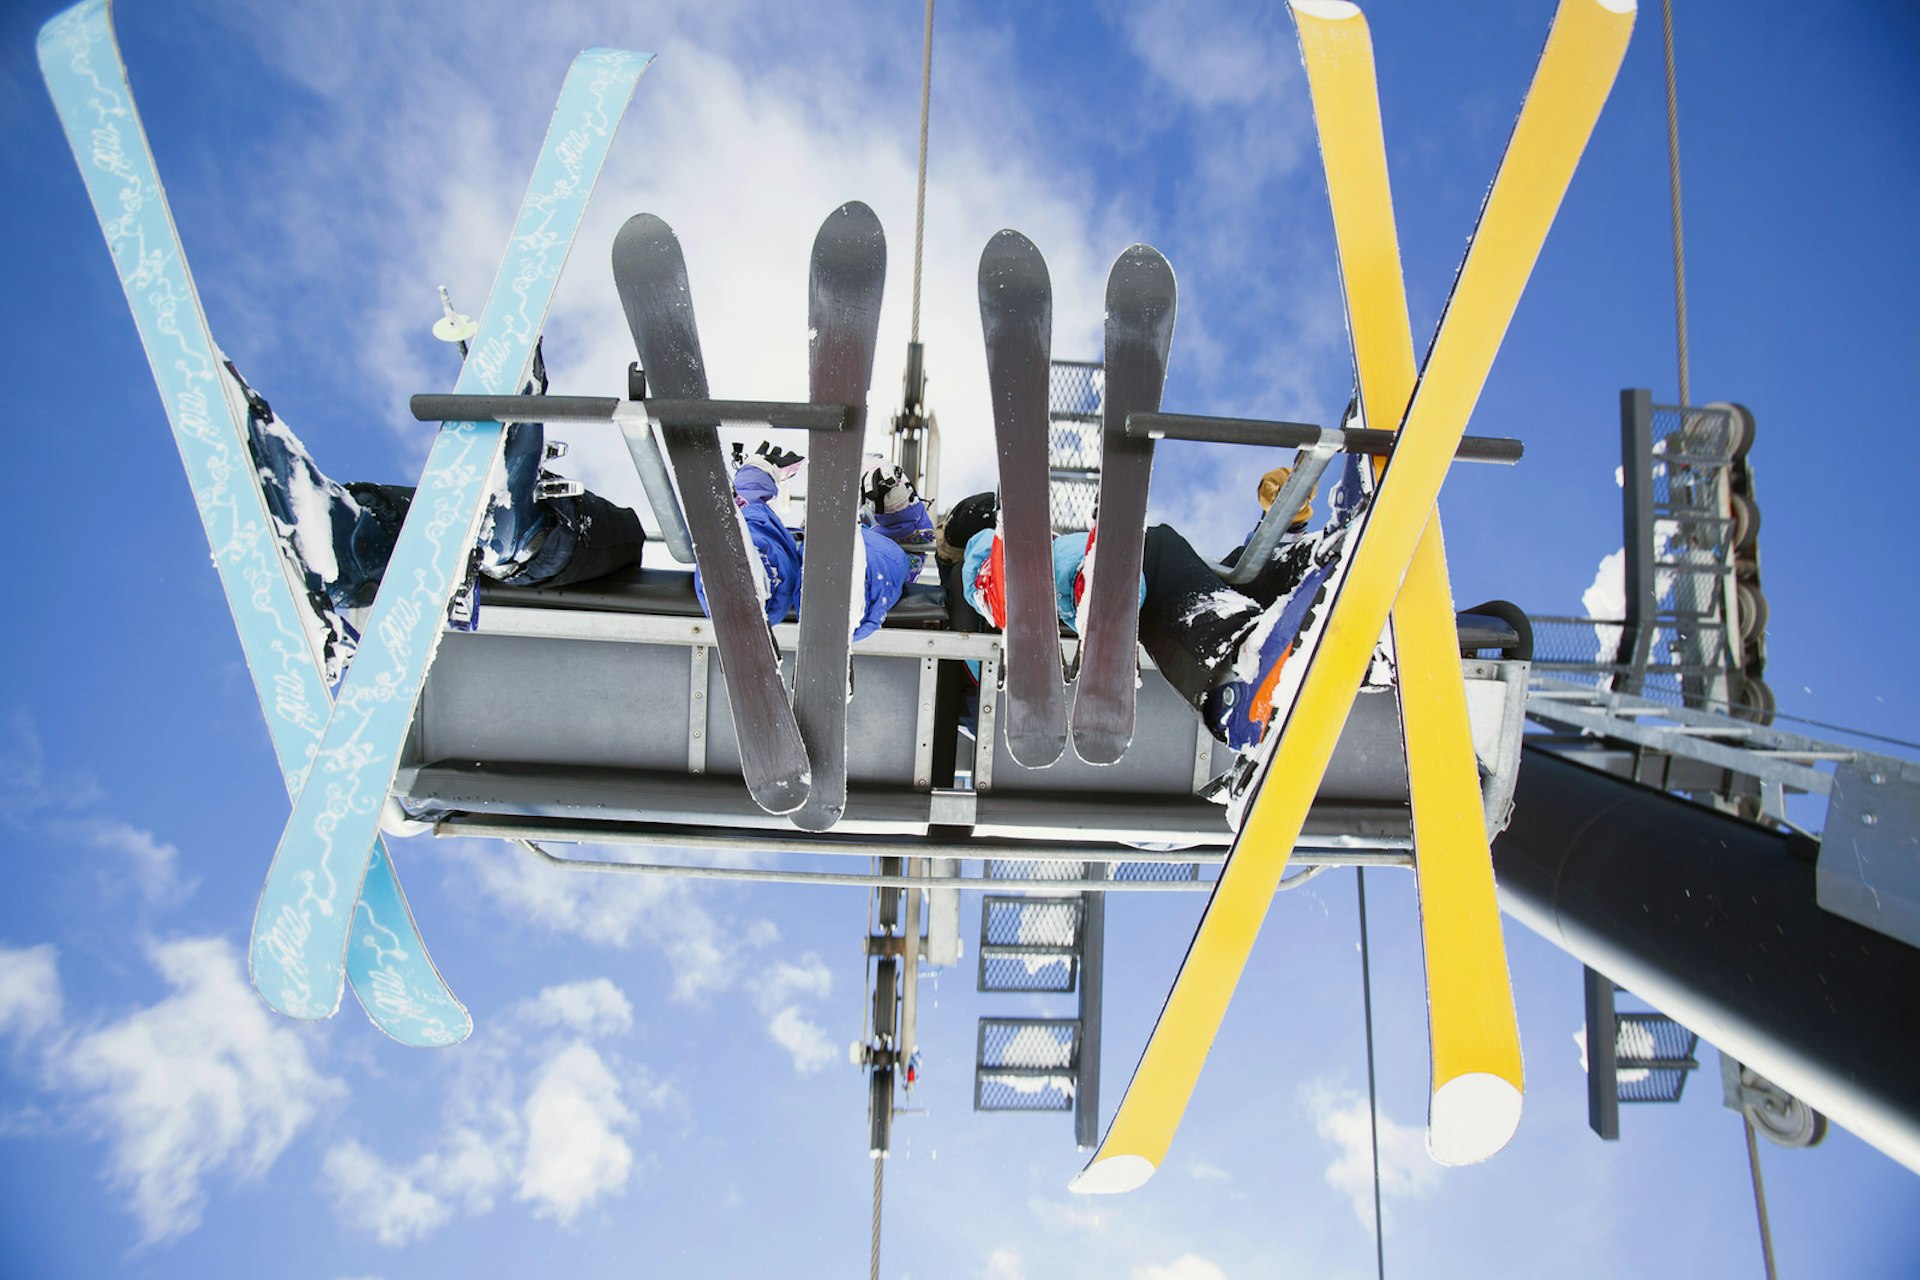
[253,46,652,1020]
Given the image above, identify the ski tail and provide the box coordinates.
[612,212,812,816]
[1295,0,1523,1163]
[1074,0,1633,1192]
[253,47,650,1021]
[793,201,886,831]
[979,229,1069,767]
[1070,245,1176,765]
[39,0,470,1046]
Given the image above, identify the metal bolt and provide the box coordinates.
[1869,772,1886,785]
[1862,813,1878,826]
[693,690,703,701]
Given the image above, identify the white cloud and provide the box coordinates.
[321,1120,519,1248]
[464,844,841,1077]
[1583,547,1626,620]
[1582,547,1627,663]
[1133,1256,1229,1280]
[322,1139,453,1247]
[0,943,62,1042]
[325,974,676,1246]
[520,978,636,1038]
[1185,1159,1231,1184]
[748,953,839,1074]
[981,1247,1027,1279]
[72,819,191,906]
[1301,1080,1441,1233]
[464,843,739,1003]
[752,953,833,1008]
[416,1125,516,1214]
[517,1041,636,1224]
[1120,0,1297,114]
[765,1006,836,1075]
[61,937,346,1244]
[1029,1195,1110,1236]
[0,712,191,909]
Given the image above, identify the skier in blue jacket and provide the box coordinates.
[696,445,934,641]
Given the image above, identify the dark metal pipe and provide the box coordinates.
[411,394,852,431]
[1494,747,1920,1171]
[1124,411,1525,463]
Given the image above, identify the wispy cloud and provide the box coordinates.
[0,943,63,1043]
[981,1247,1028,1280]
[324,973,675,1245]
[1132,1256,1230,1280]
[0,711,192,908]
[322,1139,455,1246]
[518,978,636,1039]
[458,843,841,1076]
[749,952,836,1075]
[56,937,345,1245]
[1301,1078,1441,1233]
[463,842,743,1002]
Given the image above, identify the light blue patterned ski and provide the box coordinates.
[37,0,472,1046]
[252,44,651,1022]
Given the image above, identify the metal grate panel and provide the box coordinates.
[986,859,1087,882]
[1615,1012,1700,1105]
[975,1018,1080,1112]
[1112,860,1201,883]
[983,897,1082,947]
[978,895,1083,993]
[1048,360,1103,533]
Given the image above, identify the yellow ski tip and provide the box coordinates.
[1289,0,1363,19]
[1429,1072,1523,1165]
[1596,0,1638,13]
[1069,1154,1157,1195]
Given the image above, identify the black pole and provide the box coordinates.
[1494,748,1920,1171]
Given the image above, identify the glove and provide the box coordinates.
[734,441,805,504]
[749,440,805,478]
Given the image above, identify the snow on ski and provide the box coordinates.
[1295,0,1525,1164]
[1074,0,1634,1193]
[612,213,813,816]
[979,229,1069,767]
[251,47,650,1023]
[792,202,886,832]
[38,0,470,1047]
[1070,246,1176,765]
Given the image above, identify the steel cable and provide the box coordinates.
[910,0,935,346]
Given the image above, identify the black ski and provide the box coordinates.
[1070,245,1176,764]
[612,213,811,815]
[979,229,1068,766]
[792,202,886,831]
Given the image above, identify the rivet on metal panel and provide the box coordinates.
[1862,813,1879,826]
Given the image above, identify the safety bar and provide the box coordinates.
[1125,411,1525,463]
[410,394,855,432]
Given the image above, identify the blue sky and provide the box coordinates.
[4,0,1918,1276]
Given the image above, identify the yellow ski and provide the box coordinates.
[1294,0,1523,1166]
[1073,0,1634,1194]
